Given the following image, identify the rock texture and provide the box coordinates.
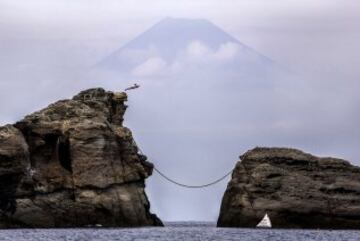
[217,147,360,229]
[0,88,162,228]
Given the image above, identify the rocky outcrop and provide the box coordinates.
[0,88,162,228]
[217,147,360,229]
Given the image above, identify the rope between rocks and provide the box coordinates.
[153,166,233,189]
[137,138,233,188]
[104,120,233,189]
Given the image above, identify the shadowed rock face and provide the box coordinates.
[217,147,360,229]
[0,88,162,228]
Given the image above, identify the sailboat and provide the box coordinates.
[256,213,272,228]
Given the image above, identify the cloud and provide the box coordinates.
[126,40,242,77]
[213,42,240,60]
[185,40,240,63]
[185,40,211,59]
[131,57,167,76]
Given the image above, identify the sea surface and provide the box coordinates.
[0,222,359,241]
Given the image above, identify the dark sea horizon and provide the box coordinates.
[0,222,359,241]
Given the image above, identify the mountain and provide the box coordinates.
[97,17,277,79]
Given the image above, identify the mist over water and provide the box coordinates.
[1,0,359,222]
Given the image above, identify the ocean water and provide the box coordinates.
[0,222,359,241]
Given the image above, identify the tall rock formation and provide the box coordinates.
[217,147,360,229]
[0,88,162,228]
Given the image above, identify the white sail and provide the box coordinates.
[256,213,272,228]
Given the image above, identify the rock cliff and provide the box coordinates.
[0,88,162,228]
[217,147,360,229]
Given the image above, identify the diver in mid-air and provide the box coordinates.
[124,83,140,91]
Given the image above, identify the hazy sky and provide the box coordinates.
[1,0,360,221]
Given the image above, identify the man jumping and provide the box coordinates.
[124,83,140,91]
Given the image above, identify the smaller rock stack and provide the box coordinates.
[217,147,360,229]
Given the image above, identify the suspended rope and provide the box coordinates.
[136,139,233,188]
[153,166,233,189]
[103,124,233,189]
